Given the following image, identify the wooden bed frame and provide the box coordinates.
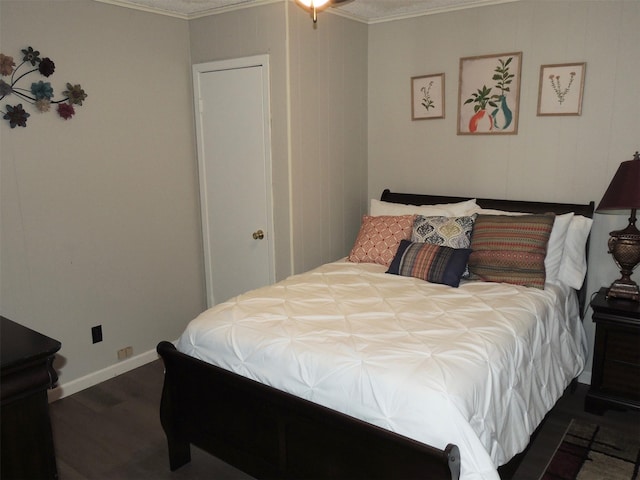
[157,190,594,480]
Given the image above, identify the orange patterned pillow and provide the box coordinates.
[348,215,415,266]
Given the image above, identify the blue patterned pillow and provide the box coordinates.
[412,215,477,248]
[387,240,472,287]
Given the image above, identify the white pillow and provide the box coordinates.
[545,213,574,284]
[370,198,477,217]
[558,215,593,289]
[472,208,525,216]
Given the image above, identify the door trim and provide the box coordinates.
[193,55,275,307]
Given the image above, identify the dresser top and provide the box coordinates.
[1,316,61,371]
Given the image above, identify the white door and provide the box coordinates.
[193,56,275,307]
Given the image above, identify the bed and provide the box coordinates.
[157,190,594,480]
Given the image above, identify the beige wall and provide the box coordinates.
[1,1,204,389]
[288,3,368,272]
[189,1,368,276]
[367,0,640,382]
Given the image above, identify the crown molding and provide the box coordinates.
[94,0,520,23]
[93,0,282,20]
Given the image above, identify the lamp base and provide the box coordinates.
[606,211,640,303]
[607,279,640,302]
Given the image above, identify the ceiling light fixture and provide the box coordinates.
[295,0,350,24]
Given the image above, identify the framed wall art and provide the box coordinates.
[457,52,522,135]
[537,63,586,116]
[411,73,445,120]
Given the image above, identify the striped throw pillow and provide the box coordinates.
[387,240,472,287]
[468,214,555,289]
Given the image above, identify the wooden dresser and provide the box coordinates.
[1,316,62,480]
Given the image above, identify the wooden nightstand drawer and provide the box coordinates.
[599,327,640,400]
[585,288,640,414]
[604,328,640,365]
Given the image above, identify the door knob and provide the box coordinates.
[252,230,264,240]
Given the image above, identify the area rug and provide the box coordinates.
[541,418,640,479]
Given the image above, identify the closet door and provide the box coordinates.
[193,56,275,306]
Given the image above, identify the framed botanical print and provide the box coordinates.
[457,52,522,135]
[537,63,586,116]
[411,73,445,120]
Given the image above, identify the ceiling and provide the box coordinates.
[95,0,519,23]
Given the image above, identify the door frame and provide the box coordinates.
[192,55,275,307]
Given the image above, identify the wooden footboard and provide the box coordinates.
[157,341,461,480]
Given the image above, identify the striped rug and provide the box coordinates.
[541,418,640,479]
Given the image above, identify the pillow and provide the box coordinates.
[472,207,526,216]
[545,213,574,284]
[348,215,415,267]
[370,198,477,217]
[412,215,477,248]
[558,215,593,289]
[473,208,574,285]
[468,214,555,289]
[387,240,472,287]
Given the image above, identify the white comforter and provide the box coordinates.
[177,260,587,480]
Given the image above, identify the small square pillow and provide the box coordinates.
[387,240,472,287]
[468,214,555,289]
[348,215,415,267]
[412,215,477,248]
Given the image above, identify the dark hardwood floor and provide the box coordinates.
[50,360,252,480]
[49,360,639,479]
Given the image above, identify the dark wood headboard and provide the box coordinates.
[380,189,595,316]
[381,189,595,218]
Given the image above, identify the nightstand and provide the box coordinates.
[585,288,640,414]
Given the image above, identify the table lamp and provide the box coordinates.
[596,151,640,301]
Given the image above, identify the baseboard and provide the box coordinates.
[48,347,161,402]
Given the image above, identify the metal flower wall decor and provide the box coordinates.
[0,46,87,128]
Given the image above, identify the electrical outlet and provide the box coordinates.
[117,346,133,360]
[91,325,103,344]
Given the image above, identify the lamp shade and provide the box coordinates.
[597,152,640,212]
